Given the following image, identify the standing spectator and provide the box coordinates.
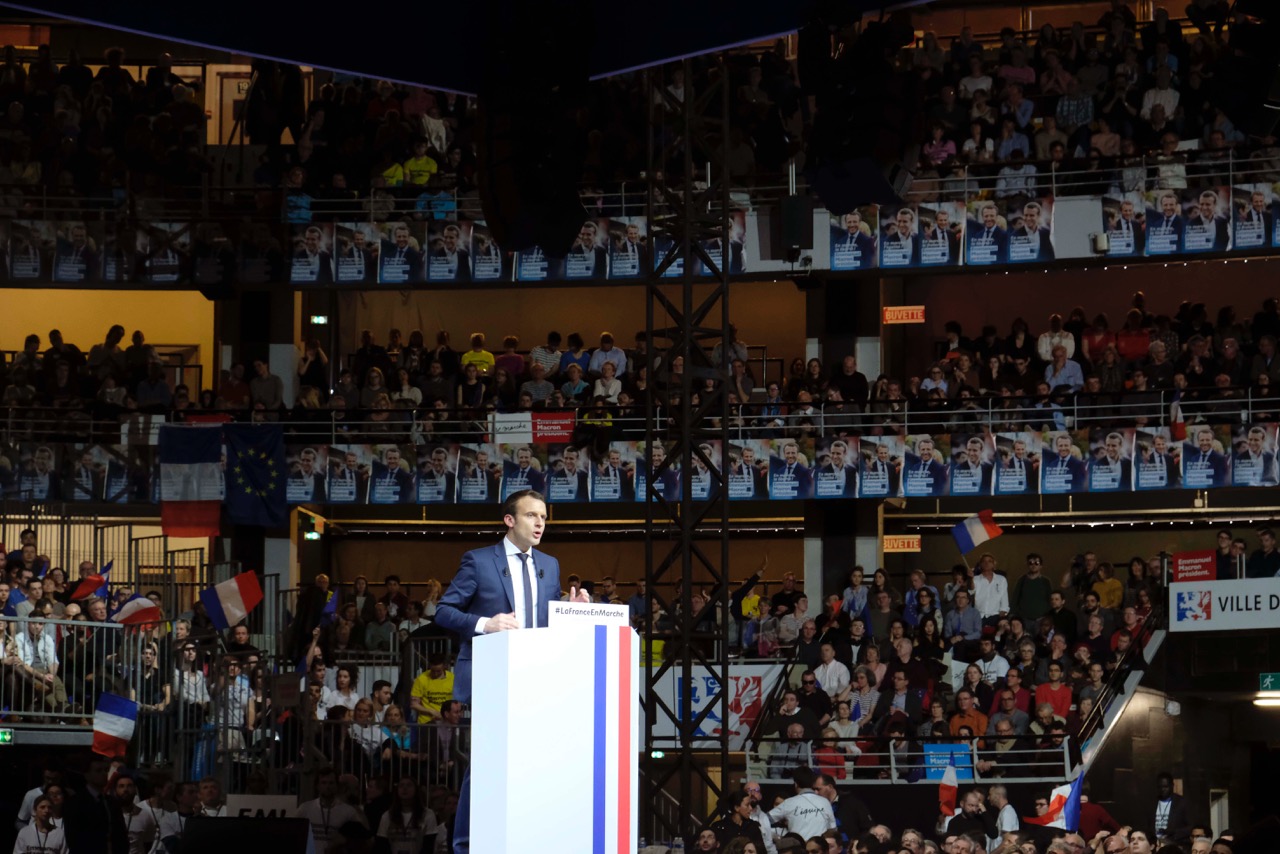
[249,359,284,410]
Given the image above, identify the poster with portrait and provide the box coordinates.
[564,220,609,281]
[634,440,680,502]
[1102,193,1146,257]
[289,224,335,284]
[285,445,328,504]
[415,442,458,504]
[237,222,286,284]
[918,201,964,267]
[498,443,549,501]
[544,444,592,503]
[829,207,879,271]
[900,433,950,497]
[857,434,904,499]
[1003,197,1055,264]
[334,222,379,284]
[425,221,473,283]
[878,203,920,269]
[993,431,1040,496]
[812,436,859,499]
[687,440,722,502]
[136,221,190,284]
[964,201,1007,266]
[9,220,52,281]
[468,220,506,282]
[1039,429,1088,494]
[767,438,815,500]
[1231,185,1274,252]
[1143,190,1185,255]
[191,222,234,287]
[591,441,636,502]
[695,209,748,277]
[377,220,425,285]
[326,444,366,504]
[365,443,416,504]
[1180,186,1232,254]
[514,246,564,282]
[1181,424,1231,489]
[1134,428,1178,490]
[456,443,501,504]
[607,216,649,280]
[949,433,994,497]
[99,222,130,284]
[1230,424,1279,487]
[725,440,769,500]
[51,220,99,283]
[1087,428,1135,493]
[64,443,109,502]
[11,443,61,501]
[651,232,686,279]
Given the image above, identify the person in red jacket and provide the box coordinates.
[1076,781,1122,841]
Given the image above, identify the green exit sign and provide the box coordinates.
[0,729,13,746]
[1261,673,1280,691]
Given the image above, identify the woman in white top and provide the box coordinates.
[592,360,622,403]
[173,642,210,731]
[330,666,360,710]
[349,698,384,761]
[376,777,439,854]
[14,795,68,853]
[828,700,860,742]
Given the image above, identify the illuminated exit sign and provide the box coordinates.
[883,535,922,553]
[0,728,13,746]
[882,306,926,324]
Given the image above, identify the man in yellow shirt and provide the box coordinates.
[403,140,439,186]
[409,653,455,723]
[459,332,495,375]
[1091,563,1124,610]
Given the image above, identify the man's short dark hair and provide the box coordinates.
[503,489,546,519]
[1260,528,1275,539]
[440,699,461,716]
[813,773,836,789]
[790,766,815,789]
[372,679,391,693]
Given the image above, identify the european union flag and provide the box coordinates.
[224,423,287,527]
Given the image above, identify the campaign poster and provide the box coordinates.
[878,203,920,269]
[13,443,61,501]
[52,220,99,283]
[1230,424,1278,487]
[591,441,636,502]
[1134,428,1179,490]
[688,441,722,502]
[1087,428,1135,493]
[607,216,649,280]
[326,444,366,504]
[289,224,335,285]
[415,442,458,504]
[564,220,609,281]
[635,440,680,502]
[1039,429,1088,495]
[767,438,815,500]
[696,210,747,277]
[468,220,506,282]
[65,443,109,502]
[377,220,425,285]
[858,434,904,499]
[365,443,416,504]
[651,233,686,279]
[334,222,379,284]
[993,431,1040,496]
[1231,185,1274,251]
[191,222,234,287]
[285,445,328,504]
[9,220,52,281]
[425,221,473,283]
[514,245,563,282]
[812,436,859,499]
[100,222,130,284]
[1143,190,1183,255]
[136,221,190,284]
[1004,197,1055,264]
[829,208,879,271]
[1180,186,1231,254]
[1102,193,1146,257]
[918,201,964,267]
[1181,424,1231,490]
[965,200,1007,266]
[237,221,286,284]
[456,443,501,504]
[499,443,549,501]
[900,433,950,498]
[725,440,769,500]
[949,433,994,497]
[545,444,592,503]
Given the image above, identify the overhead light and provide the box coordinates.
[1253,698,1280,707]
[309,314,329,325]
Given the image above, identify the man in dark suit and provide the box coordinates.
[292,225,333,283]
[1089,431,1133,491]
[860,441,901,497]
[1108,198,1146,256]
[1186,190,1230,251]
[902,435,949,497]
[434,490,589,853]
[997,437,1036,494]
[1011,201,1055,260]
[609,222,650,277]
[1153,772,1192,845]
[880,207,922,267]
[1041,432,1087,493]
[950,436,993,496]
[831,211,878,270]
[1147,191,1184,253]
[18,445,61,501]
[1137,433,1179,488]
[547,446,590,502]
[287,447,327,502]
[430,223,472,282]
[638,442,681,500]
[1236,189,1274,249]
[566,221,608,279]
[67,446,105,501]
[592,446,633,501]
[337,227,376,283]
[871,671,924,733]
[736,445,768,498]
[1233,425,1278,486]
[814,439,858,498]
[966,202,1008,264]
[64,757,129,854]
[770,439,814,499]
[459,448,498,503]
[1183,426,1229,488]
[500,446,546,499]
[920,207,960,264]
[53,222,99,283]
[380,222,424,283]
[418,446,457,503]
[367,446,415,504]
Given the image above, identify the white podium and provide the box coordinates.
[472,623,640,854]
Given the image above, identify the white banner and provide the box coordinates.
[1169,578,1280,632]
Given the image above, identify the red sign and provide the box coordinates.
[882,305,926,324]
[531,412,576,443]
[1171,549,1217,582]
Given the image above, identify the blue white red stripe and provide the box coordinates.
[1023,777,1084,831]
[938,762,959,816]
[159,424,224,537]
[111,593,163,626]
[92,692,138,757]
[199,572,264,631]
[591,625,636,853]
[70,560,112,601]
[952,509,1003,553]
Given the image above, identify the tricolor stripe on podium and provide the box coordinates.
[592,625,635,854]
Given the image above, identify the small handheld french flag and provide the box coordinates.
[952,510,1003,554]
[1023,776,1084,831]
[199,572,264,631]
[92,693,138,758]
[111,593,164,626]
[70,560,113,601]
[938,762,959,816]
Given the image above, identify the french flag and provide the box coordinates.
[199,572,264,631]
[111,593,163,626]
[1023,777,1084,831]
[70,560,113,601]
[952,510,1003,554]
[159,424,224,537]
[938,762,959,817]
[92,693,138,758]
[591,625,637,854]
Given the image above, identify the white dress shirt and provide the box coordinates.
[476,537,539,634]
[972,573,1010,618]
[814,659,851,699]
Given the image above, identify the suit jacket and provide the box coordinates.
[54,240,99,282]
[880,232,921,267]
[637,463,681,501]
[567,244,608,278]
[1182,445,1229,488]
[418,469,457,503]
[592,463,633,500]
[290,249,333,282]
[966,221,1008,264]
[921,226,960,265]
[65,787,129,854]
[548,468,590,501]
[500,461,546,498]
[1147,213,1183,252]
[1233,449,1278,486]
[769,457,814,499]
[950,460,992,495]
[1109,217,1146,255]
[997,457,1035,494]
[814,462,858,498]
[859,458,901,497]
[287,471,327,502]
[434,540,562,703]
[367,461,415,504]
[67,464,105,501]
[430,247,472,282]
[901,452,949,497]
[381,243,424,281]
[1013,226,1055,260]
[1041,454,1087,492]
[830,228,878,269]
[610,240,650,275]
[1185,214,1230,251]
[1089,457,1132,491]
[872,688,924,731]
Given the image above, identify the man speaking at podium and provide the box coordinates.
[435,489,590,853]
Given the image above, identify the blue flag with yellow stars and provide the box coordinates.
[224,423,287,527]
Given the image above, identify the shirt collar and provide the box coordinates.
[504,536,531,559]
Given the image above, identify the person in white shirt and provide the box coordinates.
[329,666,360,711]
[767,768,836,841]
[976,635,1011,686]
[199,777,226,817]
[15,619,69,712]
[375,777,439,854]
[140,774,173,854]
[744,781,779,854]
[13,795,67,854]
[971,553,1009,621]
[986,785,1019,852]
[115,775,158,854]
[13,765,61,831]
[813,643,851,700]
[295,767,366,851]
[157,782,202,849]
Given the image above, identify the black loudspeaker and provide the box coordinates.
[475,1,591,255]
[179,817,313,854]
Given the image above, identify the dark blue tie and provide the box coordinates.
[518,553,535,628]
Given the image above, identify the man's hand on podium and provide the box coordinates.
[568,586,591,603]
[483,613,521,632]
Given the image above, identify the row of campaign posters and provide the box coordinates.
[7,423,1273,506]
[0,214,753,286]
